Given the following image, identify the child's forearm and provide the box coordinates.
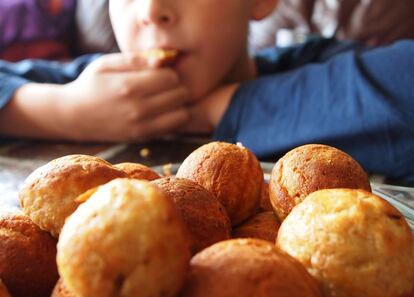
[0,83,70,139]
[0,53,194,142]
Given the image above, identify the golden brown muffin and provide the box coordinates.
[269,144,371,220]
[0,209,59,297]
[232,211,280,242]
[51,279,76,297]
[181,238,322,297]
[57,179,190,297]
[115,162,161,181]
[259,181,273,211]
[152,176,231,254]
[411,284,414,297]
[277,189,414,297]
[0,280,10,297]
[19,154,127,237]
[176,141,263,226]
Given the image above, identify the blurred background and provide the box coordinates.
[1,0,414,62]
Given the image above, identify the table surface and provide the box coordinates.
[0,136,212,208]
[2,137,414,216]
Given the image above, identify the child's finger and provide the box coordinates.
[120,68,180,96]
[93,53,154,72]
[137,86,190,119]
[133,108,190,141]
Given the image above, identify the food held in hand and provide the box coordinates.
[181,238,322,297]
[177,141,263,226]
[139,48,178,66]
[277,188,414,297]
[19,154,127,237]
[269,144,371,220]
[152,176,231,254]
[115,162,160,181]
[0,209,58,297]
[57,179,190,297]
[232,211,280,242]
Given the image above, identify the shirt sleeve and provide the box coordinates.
[254,37,363,75]
[214,41,414,182]
[0,54,100,109]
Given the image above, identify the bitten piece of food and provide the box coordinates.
[139,48,178,66]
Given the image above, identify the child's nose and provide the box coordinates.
[138,0,177,27]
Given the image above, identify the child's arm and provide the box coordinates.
[0,53,190,141]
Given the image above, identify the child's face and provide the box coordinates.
[109,0,258,101]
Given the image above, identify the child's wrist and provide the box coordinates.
[56,83,83,140]
[1,83,71,139]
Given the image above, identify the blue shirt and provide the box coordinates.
[215,39,414,182]
[0,39,413,181]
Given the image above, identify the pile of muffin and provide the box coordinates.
[1,142,413,297]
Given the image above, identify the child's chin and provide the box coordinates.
[188,80,223,102]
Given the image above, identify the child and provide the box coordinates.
[0,0,413,182]
[0,0,278,141]
[189,38,414,182]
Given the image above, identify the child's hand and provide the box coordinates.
[182,84,239,134]
[60,53,191,142]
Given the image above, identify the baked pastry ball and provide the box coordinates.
[259,181,273,211]
[19,154,127,237]
[51,279,76,297]
[232,211,280,242]
[176,141,263,226]
[0,209,58,297]
[114,162,161,181]
[277,189,414,297]
[270,144,371,220]
[57,179,190,297]
[181,238,322,297]
[0,280,11,297]
[152,176,231,254]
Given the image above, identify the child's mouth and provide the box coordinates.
[170,51,187,68]
[139,48,181,67]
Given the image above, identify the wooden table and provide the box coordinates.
[0,136,211,208]
[2,136,413,217]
